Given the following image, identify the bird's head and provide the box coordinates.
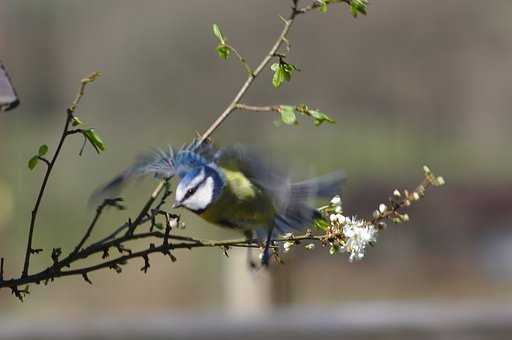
[173,165,224,213]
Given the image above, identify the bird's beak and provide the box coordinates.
[172,201,182,209]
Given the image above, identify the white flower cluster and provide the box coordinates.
[339,216,377,262]
[329,195,378,262]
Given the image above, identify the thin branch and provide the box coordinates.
[21,72,100,278]
[72,198,124,256]
[297,0,351,14]
[36,156,50,167]
[225,44,253,75]
[235,103,280,113]
[21,113,72,278]
[125,180,167,235]
[198,3,300,144]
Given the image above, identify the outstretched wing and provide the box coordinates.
[214,145,290,209]
[0,63,19,112]
[215,145,345,237]
[92,140,216,201]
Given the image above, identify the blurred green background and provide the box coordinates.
[1,0,512,337]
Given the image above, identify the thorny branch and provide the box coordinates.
[21,72,101,278]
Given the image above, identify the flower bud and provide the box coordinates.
[378,203,387,214]
[330,195,341,205]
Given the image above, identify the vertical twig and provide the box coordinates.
[21,72,100,277]
[21,113,72,278]
[0,258,4,282]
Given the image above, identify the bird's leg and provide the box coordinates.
[261,227,274,266]
[244,230,258,270]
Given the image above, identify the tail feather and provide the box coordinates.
[290,171,345,201]
[256,171,345,265]
[281,171,344,229]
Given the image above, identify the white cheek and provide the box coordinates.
[176,169,205,202]
[183,177,214,211]
[175,184,186,202]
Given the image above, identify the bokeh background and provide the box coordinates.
[1,0,512,339]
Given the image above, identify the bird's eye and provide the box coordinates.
[187,188,195,196]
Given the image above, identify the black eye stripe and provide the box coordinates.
[183,176,208,201]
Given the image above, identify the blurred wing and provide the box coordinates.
[91,147,178,202]
[91,140,216,201]
[216,145,345,239]
[0,63,19,112]
[215,145,291,209]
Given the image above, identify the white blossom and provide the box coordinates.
[283,241,294,253]
[329,213,346,224]
[304,243,315,251]
[378,203,387,214]
[340,217,377,262]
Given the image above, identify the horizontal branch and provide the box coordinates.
[0,228,319,289]
[235,103,280,113]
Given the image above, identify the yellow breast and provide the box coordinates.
[199,167,276,229]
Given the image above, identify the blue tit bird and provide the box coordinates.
[96,141,344,266]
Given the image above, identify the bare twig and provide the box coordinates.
[235,103,281,113]
[36,156,51,167]
[72,198,124,255]
[225,44,253,75]
[21,72,100,278]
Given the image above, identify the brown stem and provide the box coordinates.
[21,73,100,278]
[235,103,281,113]
[21,113,72,278]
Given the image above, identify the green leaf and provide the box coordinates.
[313,216,330,231]
[28,155,39,170]
[271,62,298,88]
[279,105,297,125]
[350,0,368,17]
[272,67,285,88]
[216,45,231,59]
[83,129,106,153]
[38,144,48,156]
[308,110,336,126]
[319,2,328,13]
[212,24,225,44]
[153,223,164,230]
[72,116,83,127]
